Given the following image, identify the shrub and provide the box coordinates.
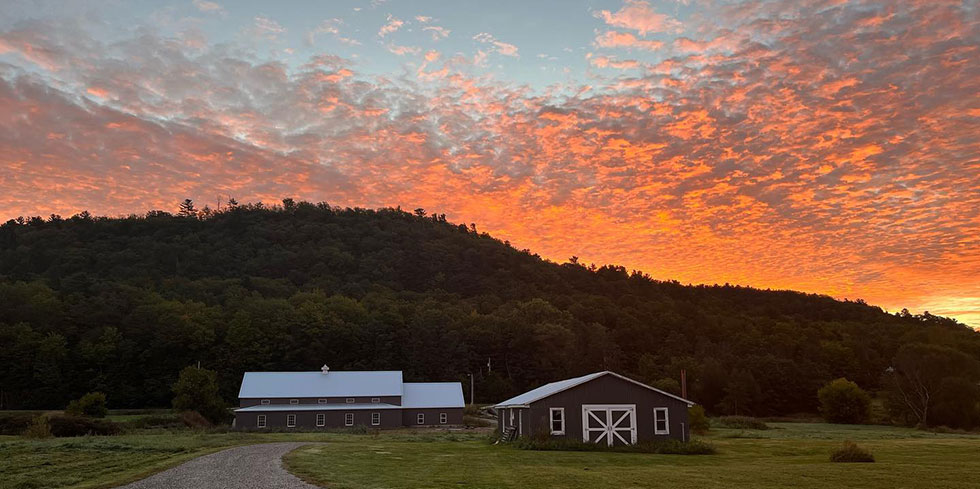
[65,392,108,418]
[830,441,875,463]
[47,415,121,437]
[714,416,770,430]
[0,413,38,435]
[179,410,212,429]
[688,406,710,434]
[22,416,53,439]
[463,415,492,428]
[515,437,716,455]
[172,366,230,425]
[818,378,871,424]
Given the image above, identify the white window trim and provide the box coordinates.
[290,399,299,405]
[345,413,354,426]
[260,399,270,405]
[440,412,448,424]
[257,415,266,428]
[316,413,325,427]
[417,413,425,425]
[318,399,328,404]
[654,407,670,435]
[549,407,565,435]
[371,397,380,403]
[372,412,381,426]
[346,397,355,404]
[286,414,296,428]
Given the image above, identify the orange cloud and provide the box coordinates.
[1,0,979,328]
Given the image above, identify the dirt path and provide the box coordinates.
[114,442,320,489]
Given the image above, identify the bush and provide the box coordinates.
[464,415,492,428]
[22,416,53,439]
[172,366,230,425]
[714,416,770,430]
[179,410,212,429]
[830,441,875,463]
[0,413,38,435]
[515,436,716,455]
[65,392,108,418]
[688,406,710,434]
[818,378,871,424]
[47,415,121,437]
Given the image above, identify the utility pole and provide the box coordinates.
[469,373,475,405]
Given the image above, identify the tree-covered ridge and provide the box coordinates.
[1,201,977,418]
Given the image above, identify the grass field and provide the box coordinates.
[1,421,978,489]
[285,423,980,489]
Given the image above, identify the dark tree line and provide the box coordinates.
[1,200,978,424]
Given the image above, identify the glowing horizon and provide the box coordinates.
[1,0,978,327]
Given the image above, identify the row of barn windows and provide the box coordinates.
[545,407,670,435]
[259,397,381,405]
[255,412,450,428]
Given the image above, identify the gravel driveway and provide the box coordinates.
[115,442,321,489]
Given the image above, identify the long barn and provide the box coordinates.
[494,371,695,445]
[234,366,464,429]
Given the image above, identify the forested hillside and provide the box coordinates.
[1,201,978,420]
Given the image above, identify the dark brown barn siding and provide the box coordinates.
[401,408,463,426]
[235,409,402,429]
[526,374,690,442]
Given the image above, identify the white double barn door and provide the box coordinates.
[582,404,636,446]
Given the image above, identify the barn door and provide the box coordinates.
[582,405,636,446]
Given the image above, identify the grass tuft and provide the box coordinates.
[830,441,875,463]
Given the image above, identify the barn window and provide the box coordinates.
[318,399,328,404]
[372,412,381,426]
[549,407,565,435]
[417,413,425,425]
[257,415,266,428]
[260,399,270,405]
[440,412,448,424]
[287,414,296,428]
[654,408,669,435]
[371,397,381,403]
[316,414,325,427]
[345,413,354,426]
[290,399,299,405]
[346,397,355,404]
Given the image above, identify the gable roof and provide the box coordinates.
[402,382,465,408]
[238,370,404,398]
[493,370,695,408]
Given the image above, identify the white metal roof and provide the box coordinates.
[494,371,695,408]
[402,382,465,408]
[237,371,404,398]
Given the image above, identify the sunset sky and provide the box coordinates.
[1,0,978,327]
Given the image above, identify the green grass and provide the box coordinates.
[1,422,979,489]
[285,423,980,489]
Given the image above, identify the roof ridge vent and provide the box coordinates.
[321,364,330,375]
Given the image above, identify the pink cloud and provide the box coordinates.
[594,31,664,50]
[594,0,682,35]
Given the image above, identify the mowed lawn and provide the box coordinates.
[284,423,980,489]
[1,423,979,489]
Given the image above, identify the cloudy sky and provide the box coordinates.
[1,0,978,326]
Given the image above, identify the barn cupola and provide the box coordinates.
[321,364,330,375]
